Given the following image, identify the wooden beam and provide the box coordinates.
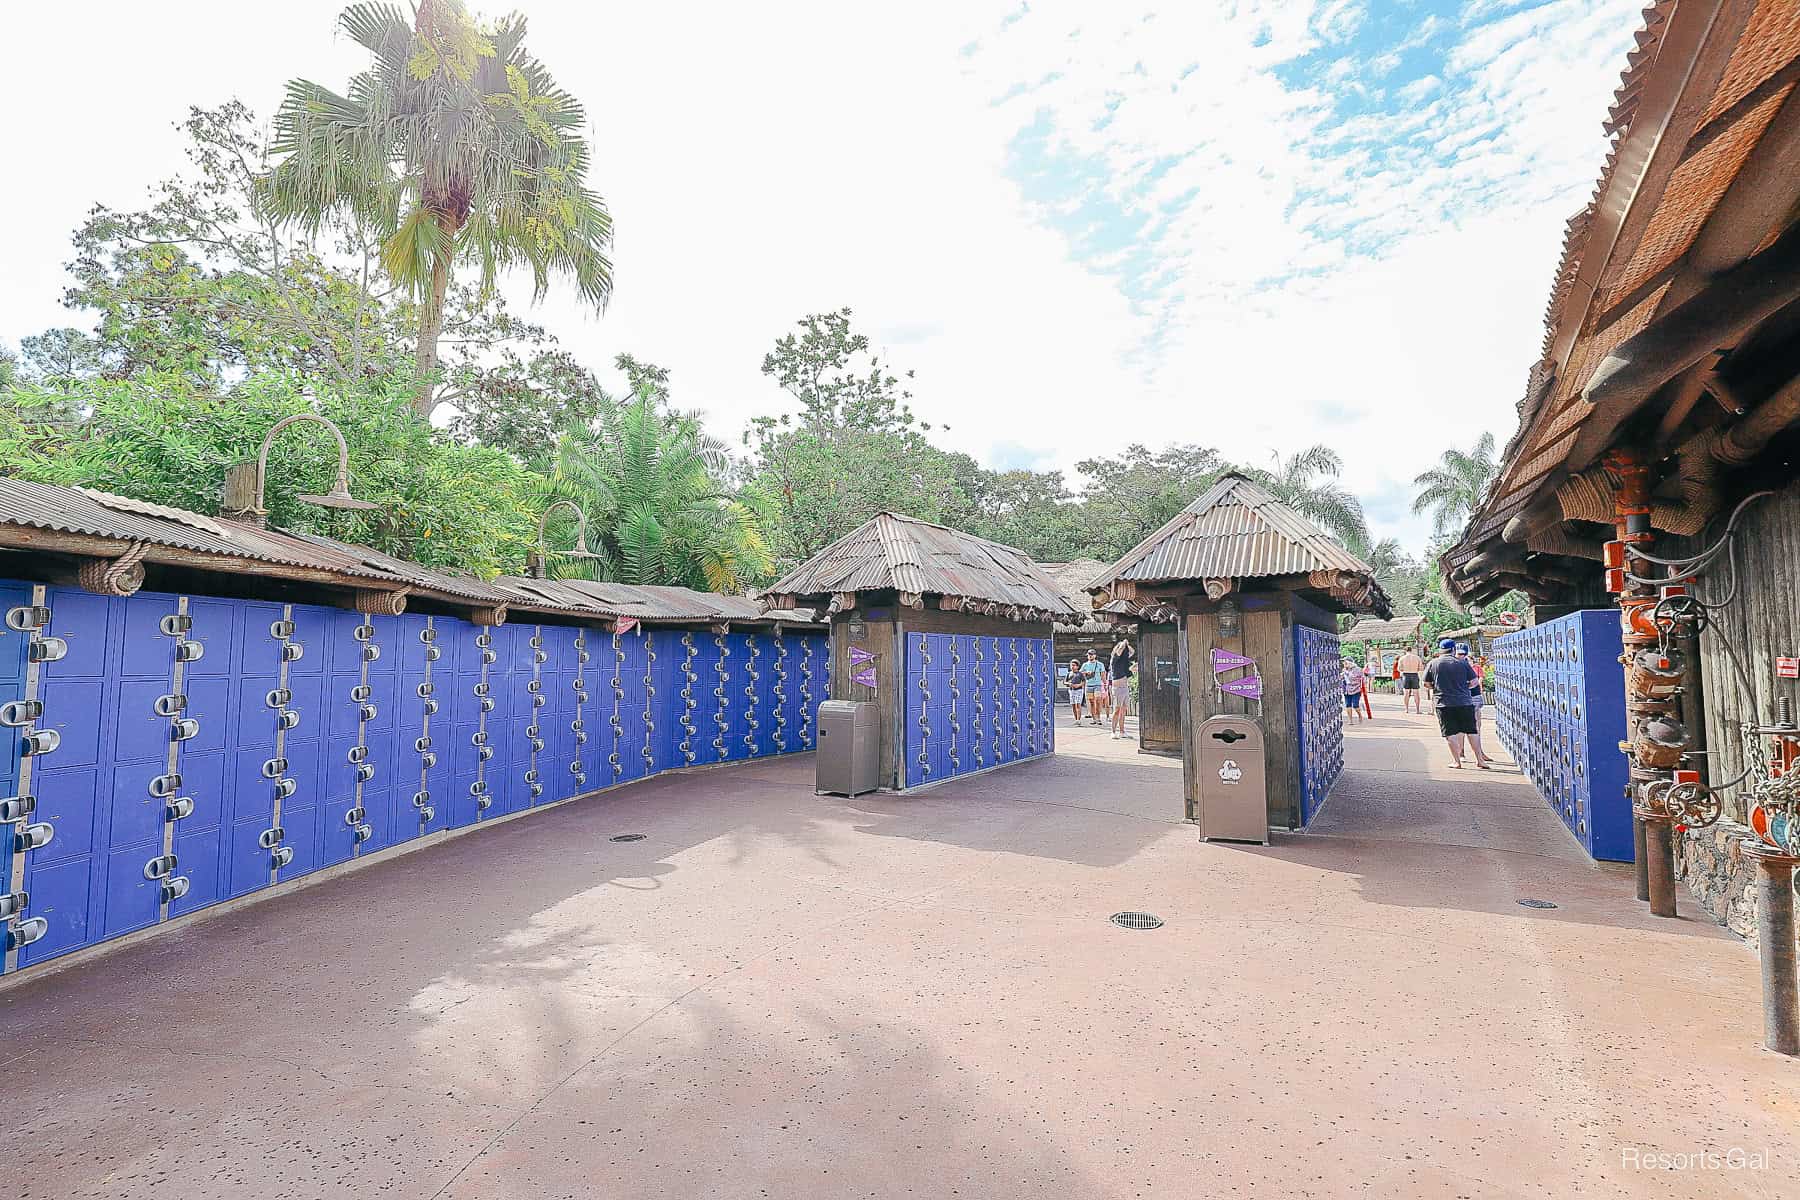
[898,591,924,609]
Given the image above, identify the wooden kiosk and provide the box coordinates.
[761,512,1078,792]
[1087,475,1389,828]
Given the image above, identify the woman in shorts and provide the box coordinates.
[1067,659,1086,722]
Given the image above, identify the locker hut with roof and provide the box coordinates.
[760,512,1080,792]
[0,476,826,978]
[1087,474,1389,829]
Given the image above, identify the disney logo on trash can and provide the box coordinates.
[1218,759,1243,784]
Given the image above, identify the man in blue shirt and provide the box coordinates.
[1422,638,1490,769]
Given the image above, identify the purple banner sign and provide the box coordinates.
[852,665,878,689]
[1219,674,1264,699]
[849,645,876,667]
[1211,648,1255,672]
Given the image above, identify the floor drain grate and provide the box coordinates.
[610,834,646,843]
[1110,911,1164,930]
[1517,898,1558,909]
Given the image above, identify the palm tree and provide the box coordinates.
[548,391,770,592]
[266,0,613,417]
[1412,432,1498,535]
[1247,445,1368,546]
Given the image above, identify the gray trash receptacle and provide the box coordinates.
[816,700,880,797]
[1197,715,1267,843]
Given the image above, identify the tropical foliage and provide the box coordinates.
[1244,445,1368,547]
[267,0,613,415]
[1412,432,1498,536]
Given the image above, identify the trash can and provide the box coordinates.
[1197,715,1267,843]
[816,700,880,797]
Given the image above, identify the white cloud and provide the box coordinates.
[0,0,1647,555]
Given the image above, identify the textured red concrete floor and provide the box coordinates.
[5,696,1796,1198]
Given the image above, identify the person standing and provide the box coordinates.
[1396,645,1425,714]
[1341,657,1366,724]
[1108,633,1136,740]
[1066,659,1086,723]
[1422,638,1490,768]
[1081,649,1106,726]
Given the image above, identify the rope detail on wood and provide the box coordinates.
[78,540,150,596]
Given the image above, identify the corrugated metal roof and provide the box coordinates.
[0,476,821,628]
[760,512,1079,617]
[1097,475,1378,583]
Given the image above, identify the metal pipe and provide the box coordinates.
[1644,816,1676,918]
[1749,848,1799,1056]
[1634,814,1649,901]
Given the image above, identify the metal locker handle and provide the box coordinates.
[27,636,68,664]
[524,769,539,783]
[160,876,190,903]
[530,634,543,648]
[266,688,292,708]
[421,700,439,716]
[479,698,495,713]
[414,736,432,752]
[420,753,437,768]
[22,730,61,756]
[534,651,547,664]
[572,677,586,690]
[417,682,435,698]
[272,778,297,800]
[475,633,492,648]
[573,772,587,786]
[362,644,381,662]
[579,650,591,663]
[0,890,26,920]
[164,796,195,821]
[469,780,487,796]
[481,649,497,664]
[170,718,200,741]
[359,704,378,722]
[471,730,488,746]
[353,623,375,642]
[475,796,492,812]
[148,772,183,797]
[527,680,541,694]
[258,827,285,849]
[153,693,187,717]
[532,695,545,709]
[424,646,440,661]
[143,852,177,879]
[473,682,490,697]
[353,824,373,844]
[175,641,205,663]
[525,724,540,738]
[477,747,493,762]
[278,710,301,730]
[270,846,294,869]
[0,699,43,726]
[262,757,289,778]
[5,917,48,950]
[417,806,434,823]
[570,719,586,733]
[412,791,430,808]
[160,613,193,636]
[282,642,305,662]
[5,605,52,632]
[351,684,372,702]
[345,807,366,825]
[270,619,296,639]
[530,784,543,798]
[355,764,376,782]
[420,627,437,643]
[575,690,588,703]
[574,732,587,745]
[0,794,35,822]
[531,739,545,753]
[346,745,367,764]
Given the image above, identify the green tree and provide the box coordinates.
[1245,444,1368,547]
[550,390,769,591]
[267,0,613,417]
[1076,443,1230,558]
[745,309,967,566]
[959,465,1090,561]
[1412,432,1498,536]
[3,373,541,576]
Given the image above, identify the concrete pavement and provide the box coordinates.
[3,695,1795,1198]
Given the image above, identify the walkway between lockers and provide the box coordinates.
[4,704,1795,1199]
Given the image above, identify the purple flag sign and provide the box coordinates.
[1211,648,1255,672]
[1220,674,1264,699]
[852,665,878,689]
[849,645,876,667]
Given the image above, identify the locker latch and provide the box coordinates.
[526,680,542,694]
[479,698,495,713]
[416,806,434,823]
[570,719,585,733]
[174,640,205,663]
[529,783,543,798]
[353,622,375,642]
[27,636,68,664]
[0,794,35,823]
[421,700,439,716]
[359,703,378,722]
[5,605,51,632]
[424,646,440,661]
[20,730,60,757]
[471,730,488,746]
[346,745,368,764]
[143,853,178,879]
[475,796,493,812]
[270,846,295,869]
[262,757,288,778]
[281,642,305,662]
[361,644,380,662]
[266,688,292,708]
[153,693,187,717]
[525,724,541,739]
[469,780,488,796]
[411,791,431,808]
[355,764,376,782]
[0,891,26,919]
[160,876,190,903]
[531,695,545,709]
[258,826,285,849]
[272,778,297,800]
[344,807,367,826]
[419,752,437,768]
[476,747,493,762]
[474,633,492,648]
[351,685,372,702]
[278,710,301,730]
[269,619,296,640]
[4,916,47,951]
[169,718,200,742]
[414,736,432,753]
[417,682,435,698]
[0,699,43,726]
[472,682,490,697]
[523,769,540,784]
[419,627,437,644]
[164,796,195,821]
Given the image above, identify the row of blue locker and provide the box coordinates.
[1294,625,1346,825]
[902,634,1055,789]
[1490,611,1632,862]
[0,579,829,974]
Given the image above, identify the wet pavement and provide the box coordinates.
[5,695,1795,1198]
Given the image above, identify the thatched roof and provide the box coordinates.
[1087,474,1390,616]
[1341,615,1425,644]
[1035,558,1124,633]
[760,511,1079,621]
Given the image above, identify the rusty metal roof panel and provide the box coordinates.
[762,512,1077,616]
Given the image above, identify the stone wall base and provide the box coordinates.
[1675,820,1765,945]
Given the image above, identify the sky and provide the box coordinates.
[0,0,1647,555]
